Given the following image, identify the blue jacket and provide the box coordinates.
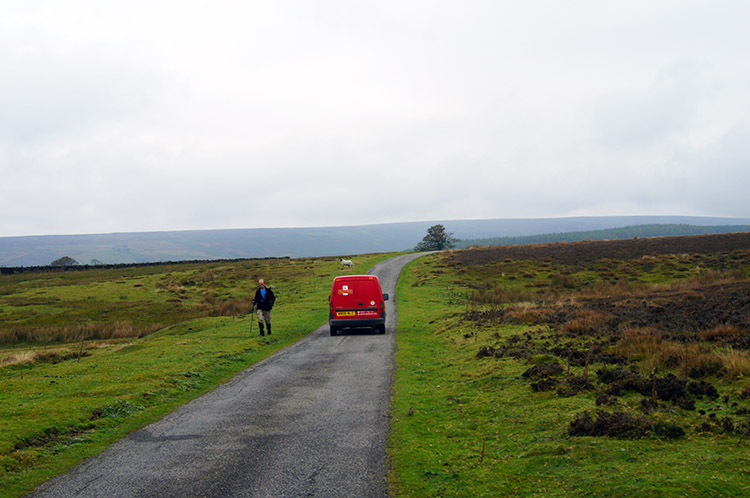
[253,287,276,311]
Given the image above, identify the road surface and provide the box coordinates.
[28,252,426,498]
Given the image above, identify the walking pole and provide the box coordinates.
[250,304,256,336]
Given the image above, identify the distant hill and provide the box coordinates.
[455,224,750,249]
[2,215,750,267]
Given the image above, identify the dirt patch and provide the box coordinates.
[596,370,696,409]
[687,380,720,400]
[469,281,750,348]
[12,422,95,451]
[531,377,559,392]
[696,415,750,436]
[476,345,503,359]
[550,344,626,366]
[556,375,596,397]
[578,281,750,336]
[569,410,685,439]
[522,363,563,379]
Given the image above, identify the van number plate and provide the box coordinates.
[336,311,355,317]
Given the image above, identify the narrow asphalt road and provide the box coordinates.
[28,252,426,498]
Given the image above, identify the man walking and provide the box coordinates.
[252,279,276,336]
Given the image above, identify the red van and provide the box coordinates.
[328,275,389,336]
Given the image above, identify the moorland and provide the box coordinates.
[0,253,392,497]
[389,232,750,497]
[2,231,750,497]
[4,215,750,267]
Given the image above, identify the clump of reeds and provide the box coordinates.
[504,303,554,325]
[616,326,749,378]
[213,299,254,317]
[615,326,662,364]
[561,311,612,336]
[0,348,88,368]
[0,351,37,367]
[0,321,163,345]
[701,324,743,342]
[715,347,750,379]
[471,286,538,306]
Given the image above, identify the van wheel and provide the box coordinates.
[377,325,386,335]
[330,326,338,336]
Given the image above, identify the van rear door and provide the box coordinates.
[329,275,387,335]
[331,277,379,316]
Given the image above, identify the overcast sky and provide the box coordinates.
[2,1,749,237]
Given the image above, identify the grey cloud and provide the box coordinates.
[0,45,161,145]
[2,1,750,236]
[592,62,719,150]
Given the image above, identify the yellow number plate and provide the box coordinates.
[336,311,355,317]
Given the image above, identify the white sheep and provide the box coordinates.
[340,258,354,269]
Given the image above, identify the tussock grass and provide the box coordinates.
[701,324,744,341]
[615,326,663,363]
[504,303,554,325]
[0,347,97,368]
[1,321,164,345]
[0,350,38,367]
[716,347,750,379]
[561,310,611,336]
[615,326,748,380]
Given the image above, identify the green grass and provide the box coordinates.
[0,253,394,497]
[388,253,750,497]
[4,247,749,497]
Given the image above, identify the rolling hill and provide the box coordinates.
[2,215,750,267]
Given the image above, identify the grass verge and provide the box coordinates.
[389,252,750,497]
